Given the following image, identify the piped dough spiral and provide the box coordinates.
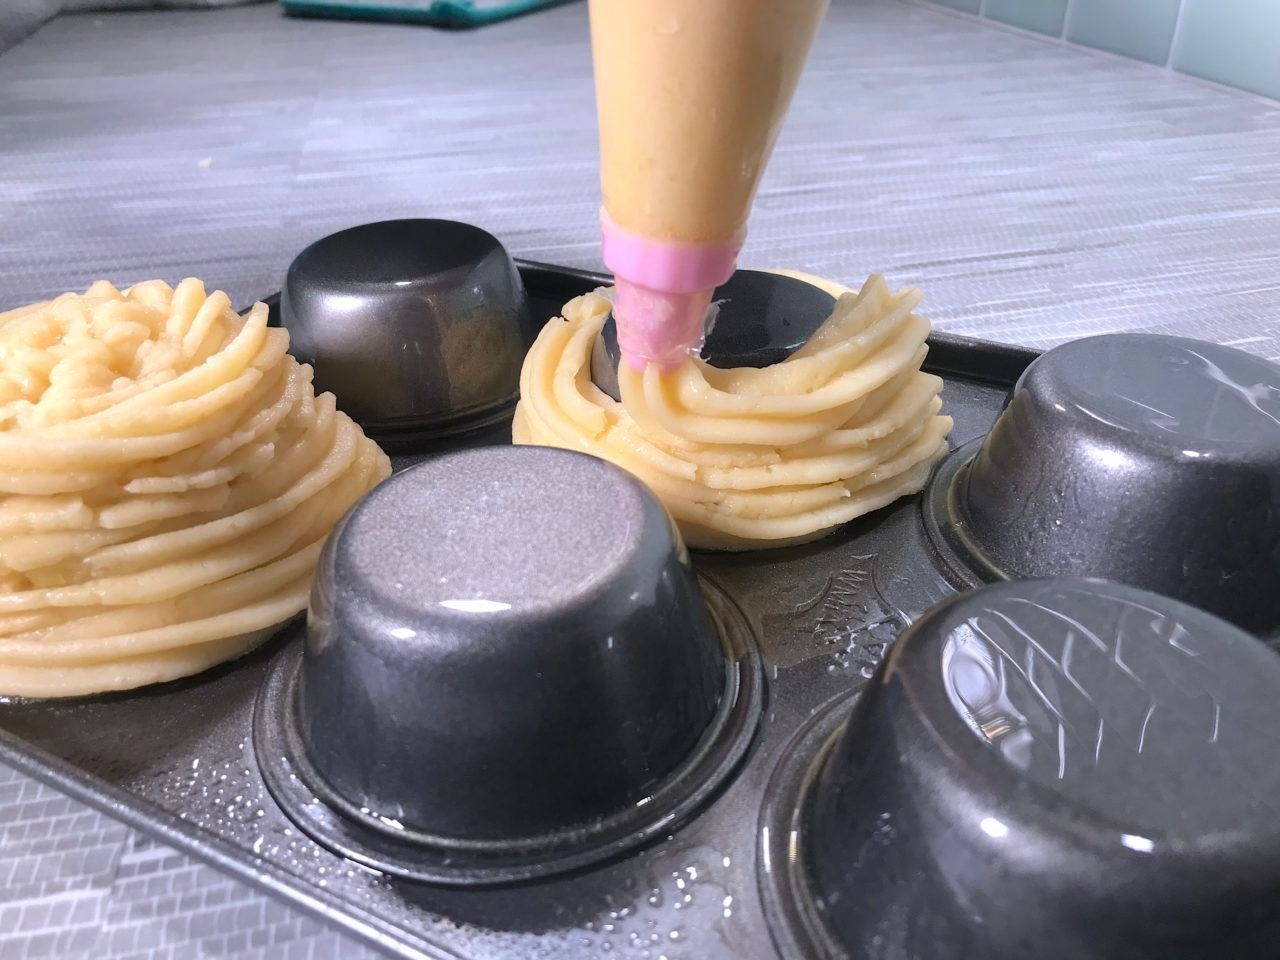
[0,279,390,698]
[513,271,952,550]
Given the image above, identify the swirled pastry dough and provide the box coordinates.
[0,280,390,697]
[514,272,952,550]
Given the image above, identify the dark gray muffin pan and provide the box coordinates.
[3,222,1279,960]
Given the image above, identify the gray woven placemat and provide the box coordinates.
[0,0,267,53]
[3,0,1279,358]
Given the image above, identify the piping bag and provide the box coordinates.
[588,0,829,371]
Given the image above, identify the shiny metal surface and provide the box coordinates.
[282,220,534,437]
[929,334,1280,635]
[267,445,758,883]
[12,258,1279,960]
[801,578,1280,960]
[0,265,1023,960]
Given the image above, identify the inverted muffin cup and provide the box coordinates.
[762,577,1280,960]
[255,445,761,883]
[925,334,1280,635]
[281,219,535,440]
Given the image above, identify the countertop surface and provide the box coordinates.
[2,0,1279,957]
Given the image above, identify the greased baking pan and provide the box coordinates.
[4,254,1279,960]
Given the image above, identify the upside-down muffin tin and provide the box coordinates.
[3,220,1280,960]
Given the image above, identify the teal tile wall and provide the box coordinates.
[1173,0,1280,101]
[916,0,1280,102]
[1065,0,1182,65]
[982,0,1068,37]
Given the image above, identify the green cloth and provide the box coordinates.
[277,0,575,28]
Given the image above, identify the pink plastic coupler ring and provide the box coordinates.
[600,209,744,371]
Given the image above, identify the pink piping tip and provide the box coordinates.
[600,209,743,370]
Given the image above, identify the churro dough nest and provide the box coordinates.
[0,279,390,698]
[514,271,952,550]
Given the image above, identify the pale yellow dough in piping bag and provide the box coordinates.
[0,279,390,698]
[513,271,953,550]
